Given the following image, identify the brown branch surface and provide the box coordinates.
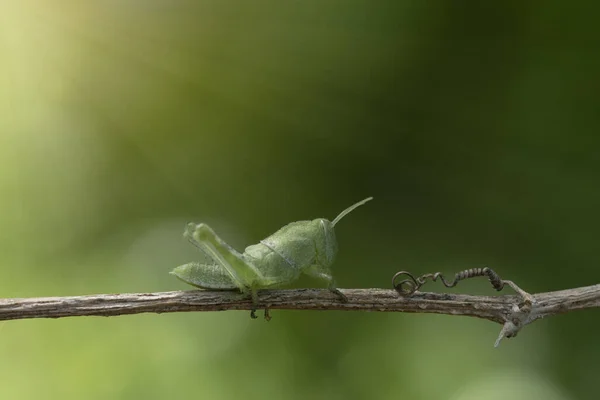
[1,285,598,325]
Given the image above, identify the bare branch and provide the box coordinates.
[1,286,598,334]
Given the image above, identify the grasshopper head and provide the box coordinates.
[315,218,338,267]
[314,197,373,267]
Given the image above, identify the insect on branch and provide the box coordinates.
[1,196,598,345]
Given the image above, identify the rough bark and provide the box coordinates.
[1,285,597,326]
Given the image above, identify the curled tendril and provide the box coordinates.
[392,271,421,295]
[393,267,505,296]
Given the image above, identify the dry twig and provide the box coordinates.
[0,284,598,346]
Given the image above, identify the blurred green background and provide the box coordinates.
[1,1,599,399]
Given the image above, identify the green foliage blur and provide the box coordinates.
[1,1,598,399]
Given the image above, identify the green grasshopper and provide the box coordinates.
[171,197,372,318]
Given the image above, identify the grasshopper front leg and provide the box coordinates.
[304,264,348,302]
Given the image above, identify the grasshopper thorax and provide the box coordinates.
[245,198,372,272]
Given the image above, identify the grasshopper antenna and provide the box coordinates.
[332,197,373,227]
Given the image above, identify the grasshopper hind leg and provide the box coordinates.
[250,290,259,319]
[248,289,271,321]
